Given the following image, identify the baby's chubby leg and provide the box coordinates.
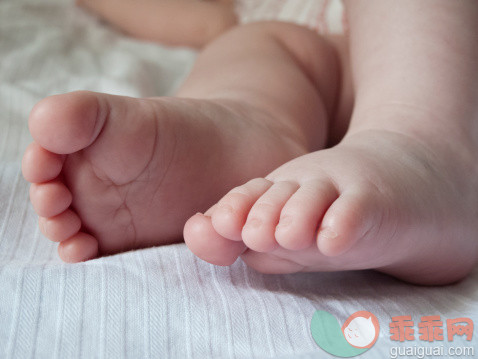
[77,0,237,48]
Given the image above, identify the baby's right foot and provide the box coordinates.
[22,91,306,262]
[185,125,478,285]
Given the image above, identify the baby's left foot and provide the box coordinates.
[184,128,478,285]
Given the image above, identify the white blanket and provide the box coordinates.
[1,1,477,358]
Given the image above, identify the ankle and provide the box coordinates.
[347,102,473,147]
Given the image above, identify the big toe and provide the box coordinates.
[29,91,106,154]
[317,188,383,257]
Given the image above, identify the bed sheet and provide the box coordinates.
[1,1,477,358]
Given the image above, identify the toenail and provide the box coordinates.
[246,218,262,228]
[318,228,338,240]
[218,204,234,214]
[277,216,293,227]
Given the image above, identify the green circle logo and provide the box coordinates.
[311,310,380,357]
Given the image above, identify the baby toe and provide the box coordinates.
[184,213,246,266]
[242,181,299,252]
[29,91,105,154]
[39,209,81,242]
[58,232,98,263]
[317,188,381,257]
[275,179,338,250]
[211,178,272,241]
[22,142,64,183]
[29,181,72,217]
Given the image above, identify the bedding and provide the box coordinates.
[1,0,477,358]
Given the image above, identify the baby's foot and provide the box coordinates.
[22,91,305,262]
[185,128,478,284]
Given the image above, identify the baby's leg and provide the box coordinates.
[185,0,478,285]
[77,0,237,48]
[22,22,341,261]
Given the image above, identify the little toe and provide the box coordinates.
[22,142,64,183]
[58,232,99,263]
[275,179,338,250]
[211,178,273,241]
[242,181,299,252]
[29,181,72,217]
[317,188,380,257]
[38,209,82,242]
[184,213,246,266]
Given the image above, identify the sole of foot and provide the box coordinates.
[22,90,307,262]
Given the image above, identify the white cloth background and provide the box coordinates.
[1,1,477,358]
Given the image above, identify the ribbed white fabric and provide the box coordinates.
[1,1,477,358]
